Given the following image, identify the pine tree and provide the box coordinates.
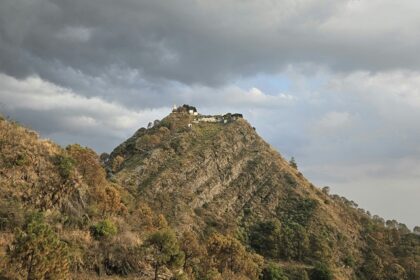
[144,229,184,280]
[180,230,203,275]
[8,214,70,280]
[207,233,263,279]
[289,157,298,169]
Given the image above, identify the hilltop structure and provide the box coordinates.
[172,104,243,126]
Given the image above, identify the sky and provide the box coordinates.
[0,0,419,228]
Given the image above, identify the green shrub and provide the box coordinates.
[144,229,184,280]
[261,262,288,280]
[289,157,298,169]
[310,262,333,280]
[243,207,252,216]
[280,222,309,261]
[343,255,355,267]
[8,213,70,279]
[14,153,28,166]
[54,154,75,179]
[284,267,309,280]
[250,219,310,261]
[276,196,318,226]
[159,119,173,130]
[90,219,117,240]
[250,220,281,258]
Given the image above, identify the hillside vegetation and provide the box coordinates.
[0,108,419,280]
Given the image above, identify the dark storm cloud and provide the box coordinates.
[2,0,420,88]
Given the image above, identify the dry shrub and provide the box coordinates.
[0,120,80,210]
[111,155,124,172]
[66,144,107,188]
[92,184,127,217]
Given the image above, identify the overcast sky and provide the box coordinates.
[1,0,419,228]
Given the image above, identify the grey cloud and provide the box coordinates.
[0,73,169,152]
[1,66,420,227]
[1,0,420,227]
[2,0,420,89]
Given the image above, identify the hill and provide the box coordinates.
[0,108,419,280]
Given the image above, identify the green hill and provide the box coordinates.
[0,107,418,280]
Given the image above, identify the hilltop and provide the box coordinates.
[0,108,419,280]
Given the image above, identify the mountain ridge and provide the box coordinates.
[0,109,418,280]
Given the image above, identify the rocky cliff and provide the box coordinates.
[107,106,419,279]
[0,109,418,280]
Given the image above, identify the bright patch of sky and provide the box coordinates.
[234,73,291,96]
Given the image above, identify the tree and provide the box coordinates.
[90,219,117,240]
[66,144,106,187]
[310,262,333,280]
[284,267,309,280]
[397,223,411,235]
[249,219,282,258]
[95,184,126,217]
[361,251,383,280]
[386,220,399,229]
[276,222,310,261]
[180,230,203,276]
[207,233,263,279]
[261,262,288,280]
[309,234,332,263]
[8,214,70,280]
[144,229,184,280]
[289,157,297,169]
[288,223,309,261]
[67,144,126,217]
[54,154,75,180]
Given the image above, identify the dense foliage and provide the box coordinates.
[261,263,288,280]
[144,229,184,280]
[7,214,70,279]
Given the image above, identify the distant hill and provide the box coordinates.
[0,107,418,280]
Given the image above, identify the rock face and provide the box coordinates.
[106,107,420,279]
[108,109,363,264]
[109,111,279,222]
[1,110,418,280]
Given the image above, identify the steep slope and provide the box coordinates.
[0,117,156,279]
[0,109,418,280]
[108,106,419,280]
[109,108,354,231]
[0,114,268,280]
